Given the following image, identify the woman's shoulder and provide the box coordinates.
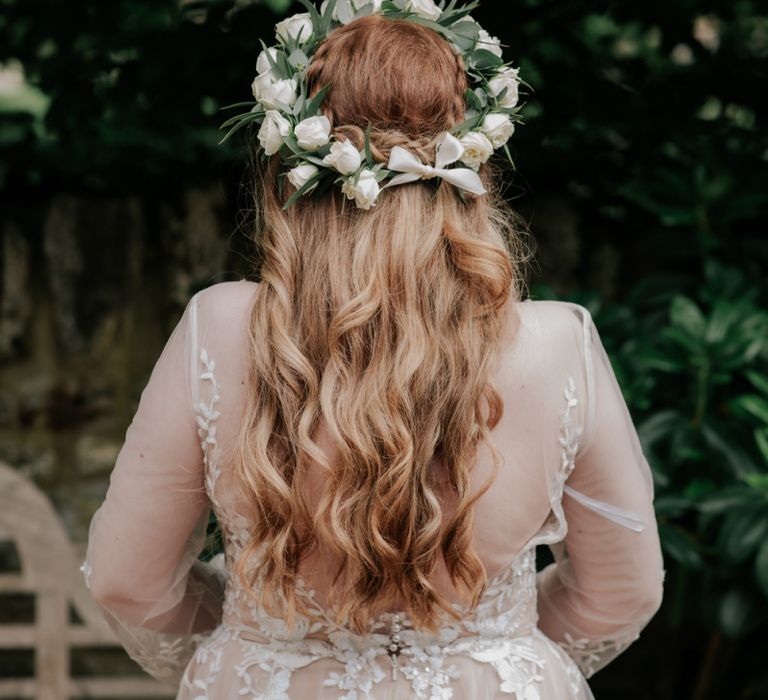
[514,297,592,345]
[193,279,262,316]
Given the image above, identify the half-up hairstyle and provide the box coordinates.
[232,13,531,634]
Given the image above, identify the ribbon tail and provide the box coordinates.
[562,485,647,532]
[384,172,422,188]
[438,168,487,195]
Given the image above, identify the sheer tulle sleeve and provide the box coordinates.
[535,302,666,678]
[79,291,226,687]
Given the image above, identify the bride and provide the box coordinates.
[81,1,665,698]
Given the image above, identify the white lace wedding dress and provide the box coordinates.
[80,280,665,699]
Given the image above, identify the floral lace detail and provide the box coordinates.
[556,629,641,679]
[79,552,208,687]
[177,358,592,699]
[79,560,92,588]
[559,377,581,481]
[195,346,222,506]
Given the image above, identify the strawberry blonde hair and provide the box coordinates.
[233,13,530,633]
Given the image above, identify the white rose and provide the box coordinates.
[341,169,380,209]
[294,115,331,151]
[322,139,362,174]
[256,47,279,75]
[321,0,382,24]
[488,67,520,108]
[459,131,494,170]
[253,76,298,111]
[481,113,514,148]
[477,28,503,57]
[275,12,313,45]
[287,163,319,190]
[406,0,442,21]
[258,110,291,156]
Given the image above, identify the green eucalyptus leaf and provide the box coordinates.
[297,0,323,32]
[465,89,483,111]
[303,83,331,119]
[259,40,288,81]
[449,20,480,51]
[470,48,505,70]
[364,123,374,167]
[320,0,339,33]
[283,169,326,209]
[219,110,261,129]
[219,101,261,111]
[217,113,261,145]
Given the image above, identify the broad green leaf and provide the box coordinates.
[719,587,762,637]
[755,539,768,600]
[746,371,768,397]
[658,523,702,569]
[670,296,706,339]
[717,507,768,564]
[701,423,759,477]
[733,395,768,426]
[755,428,768,465]
[697,485,761,514]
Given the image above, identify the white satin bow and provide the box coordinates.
[385,132,487,196]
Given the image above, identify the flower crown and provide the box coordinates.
[218,0,526,210]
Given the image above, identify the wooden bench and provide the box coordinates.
[0,459,174,699]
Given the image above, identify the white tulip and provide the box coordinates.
[275,12,313,45]
[294,115,332,151]
[406,0,442,21]
[258,110,291,156]
[477,29,503,57]
[321,0,382,24]
[459,131,494,170]
[256,47,279,75]
[287,163,319,190]
[481,113,515,148]
[322,140,362,174]
[252,76,298,111]
[341,169,380,209]
[488,67,520,108]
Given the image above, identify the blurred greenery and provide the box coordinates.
[1,0,767,698]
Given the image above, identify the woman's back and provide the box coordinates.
[82,280,664,699]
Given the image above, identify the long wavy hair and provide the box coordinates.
[232,13,531,634]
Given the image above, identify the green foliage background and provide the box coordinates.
[1,1,767,697]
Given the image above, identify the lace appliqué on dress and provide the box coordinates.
[181,355,590,700]
[195,347,222,506]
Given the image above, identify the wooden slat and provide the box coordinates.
[0,625,132,648]
[0,460,176,699]
[36,590,69,700]
[0,574,30,592]
[0,677,174,698]
[71,677,175,697]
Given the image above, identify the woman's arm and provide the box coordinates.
[81,291,226,686]
[536,303,666,678]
